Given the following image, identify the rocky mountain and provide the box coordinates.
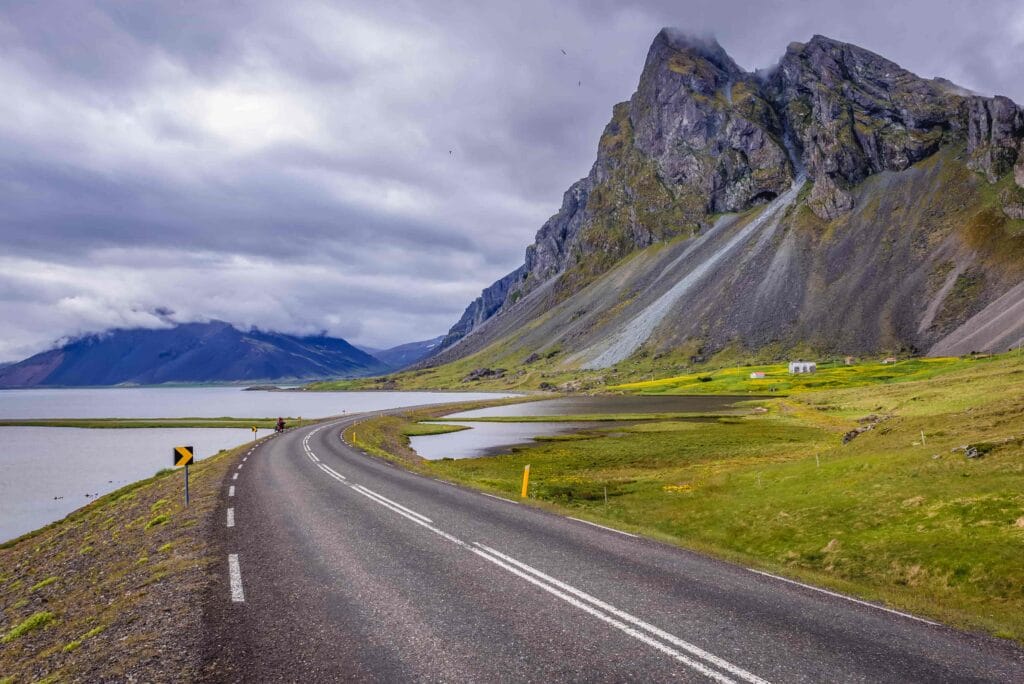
[430,29,1024,371]
[0,321,388,387]
[358,336,445,370]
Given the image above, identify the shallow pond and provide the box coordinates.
[410,421,602,460]
[412,394,740,460]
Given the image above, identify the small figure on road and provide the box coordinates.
[275,417,286,433]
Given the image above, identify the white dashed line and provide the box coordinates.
[228,486,235,497]
[237,463,243,470]
[568,517,638,538]
[747,569,940,626]
[228,554,245,602]
[302,427,766,683]
[232,473,238,480]
[481,492,517,504]
[226,507,235,528]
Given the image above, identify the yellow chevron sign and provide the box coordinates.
[173,446,194,467]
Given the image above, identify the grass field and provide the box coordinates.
[353,351,1024,642]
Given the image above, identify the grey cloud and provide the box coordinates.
[1,0,1021,360]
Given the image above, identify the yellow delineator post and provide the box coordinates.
[173,446,194,506]
[521,464,531,498]
[251,425,258,442]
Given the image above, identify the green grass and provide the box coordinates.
[611,356,976,395]
[354,351,1024,641]
[144,515,169,530]
[30,576,58,592]
[3,611,56,643]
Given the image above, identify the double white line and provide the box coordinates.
[472,543,766,683]
[305,431,767,683]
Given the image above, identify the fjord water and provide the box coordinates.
[0,427,245,542]
[0,387,513,419]
[0,388,514,541]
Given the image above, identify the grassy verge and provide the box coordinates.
[0,418,304,429]
[350,352,1024,642]
[0,438,244,681]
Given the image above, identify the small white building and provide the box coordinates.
[788,361,817,374]
[749,371,766,379]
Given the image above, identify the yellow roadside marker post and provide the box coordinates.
[251,425,258,442]
[521,464,531,498]
[173,446,194,506]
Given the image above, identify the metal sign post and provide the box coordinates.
[174,446,194,506]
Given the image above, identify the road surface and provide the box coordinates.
[202,414,1024,682]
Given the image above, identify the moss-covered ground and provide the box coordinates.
[352,351,1024,642]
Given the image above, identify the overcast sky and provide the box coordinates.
[1,0,1020,360]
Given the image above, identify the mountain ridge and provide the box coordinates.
[428,29,1024,371]
[0,321,389,387]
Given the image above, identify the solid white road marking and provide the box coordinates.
[477,543,767,683]
[470,544,751,684]
[351,484,433,524]
[227,508,235,528]
[318,463,347,481]
[747,569,940,626]
[228,554,245,602]
[303,441,764,684]
[228,486,235,497]
[568,516,638,538]
[232,473,239,480]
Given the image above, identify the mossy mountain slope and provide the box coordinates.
[432,29,1024,372]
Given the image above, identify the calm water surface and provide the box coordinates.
[0,387,514,419]
[0,388,515,541]
[0,427,246,541]
[412,394,737,460]
[410,421,599,460]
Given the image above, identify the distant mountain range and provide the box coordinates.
[357,336,444,370]
[0,321,392,387]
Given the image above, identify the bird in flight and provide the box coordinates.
[560,49,566,55]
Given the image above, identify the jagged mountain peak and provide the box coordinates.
[651,28,742,78]
[431,29,1024,368]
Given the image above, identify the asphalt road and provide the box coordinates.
[202,414,1024,682]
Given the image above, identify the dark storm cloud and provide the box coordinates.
[1,0,1021,359]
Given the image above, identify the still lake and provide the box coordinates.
[0,387,515,541]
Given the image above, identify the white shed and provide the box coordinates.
[788,361,817,374]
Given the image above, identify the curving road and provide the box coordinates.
[201,414,1024,682]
